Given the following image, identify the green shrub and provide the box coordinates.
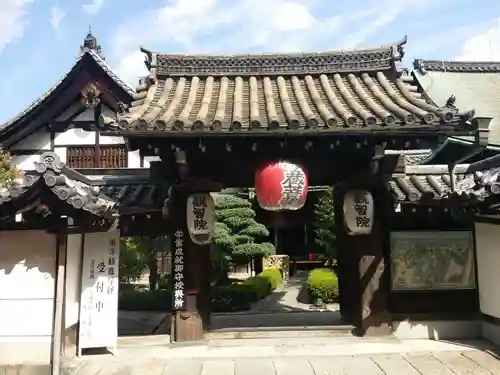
[211,268,283,312]
[307,268,339,303]
[118,289,172,311]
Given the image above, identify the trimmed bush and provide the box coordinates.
[211,268,283,312]
[118,289,172,311]
[307,268,339,303]
[119,268,284,313]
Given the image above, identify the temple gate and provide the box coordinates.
[97,37,481,340]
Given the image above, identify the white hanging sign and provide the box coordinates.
[186,193,215,244]
[172,229,186,310]
[78,231,120,350]
[343,190,374,235]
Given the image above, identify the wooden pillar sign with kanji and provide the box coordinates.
[172,229,186,310]
[186,193,215,245]
[343,190,374,235]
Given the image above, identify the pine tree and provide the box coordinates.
[0,150,19,187]
[212,194,275,261]
[312,187,336,262]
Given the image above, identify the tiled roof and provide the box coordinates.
[414,60,500,73]
[87,174,171,212]
[385,149,432,165]
[0,152,117,217]
[389,155,500,204]
[0,49,135,132]
[452,166,500,202]
[0,158,171,219]
[413,59,500,145]
[99,38,473,135]
[389,172,459,203]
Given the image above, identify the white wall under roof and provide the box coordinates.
[0,230,57,364]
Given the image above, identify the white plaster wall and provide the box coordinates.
[128,150,141,168]
[65,234,82,329]
[54,128,96,146]
[0,230,57,364]
[54,146,67,163]
[475,223,500,318]
[475,222,500,345]
[10,129,51,150]
[99,135,125,145]
[11,154,40,171]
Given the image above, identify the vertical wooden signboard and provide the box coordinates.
[78,231,120,353]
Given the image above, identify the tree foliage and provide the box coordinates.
[120,236,169,291]
[212,194,275,260]
[312,188,336,260]
[0,150,19,187]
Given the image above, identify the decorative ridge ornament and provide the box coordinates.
[255,160,308,211]
[81,82,101,109]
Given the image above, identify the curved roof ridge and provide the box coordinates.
[140,36,408,77]
[0,50,135,132]
[413,58,500,74]
[141,35,408,58]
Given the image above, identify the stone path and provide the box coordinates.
[73,351,500,375]
[250,273,339,313]
[210,274,342,330]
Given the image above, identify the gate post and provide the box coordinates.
[335,180,392,336]
[169,181,216,342]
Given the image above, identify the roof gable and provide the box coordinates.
[0,48,135,141]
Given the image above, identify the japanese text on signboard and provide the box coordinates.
[172,230,185,310]
[280,165,306,206]
[190,195,208,234]
[353,191,371,228]
[79,232,120,349]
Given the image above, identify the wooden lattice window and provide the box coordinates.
[66,146,128,168]
[99,146,127,168]
[67,147,95,168]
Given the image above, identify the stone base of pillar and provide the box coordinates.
[171,310,204,342]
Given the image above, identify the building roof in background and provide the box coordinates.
[413,59,500,145]
[0,30,135,136]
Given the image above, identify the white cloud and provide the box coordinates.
[83,0,104,15]
[0,0,34,56]
[109,0,447,86]
[456,18,500,61]
[49,6,65,30]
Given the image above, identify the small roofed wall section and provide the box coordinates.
[7,103,160,171]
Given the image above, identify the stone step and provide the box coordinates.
[210,310,344,330]
[205,325,355,340]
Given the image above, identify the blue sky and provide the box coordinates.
[1,0,500,124]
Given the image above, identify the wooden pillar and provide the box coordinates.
[169,180,217,342]
[335,180,392,336]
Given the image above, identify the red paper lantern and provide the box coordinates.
[254,160,308,211]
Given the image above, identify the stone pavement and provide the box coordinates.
[70,338,500,375]
[72,351,500,375]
